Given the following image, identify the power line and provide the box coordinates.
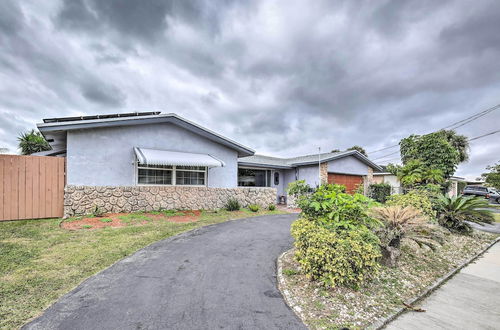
[371,150,400,161]
[468,129,500,141]
[367,102,500,154]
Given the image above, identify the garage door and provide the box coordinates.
[327,173,363,194]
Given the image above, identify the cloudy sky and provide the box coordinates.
[1,0,499,179]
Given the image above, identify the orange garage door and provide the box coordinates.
[328,173,363,194]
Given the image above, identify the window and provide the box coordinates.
[238,168,271,187]
[274,172,279,185]
[137,164,206,186]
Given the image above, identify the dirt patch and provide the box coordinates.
[277,205,301,214]
[62,210,202,230]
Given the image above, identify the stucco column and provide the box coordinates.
[363,166,374,195]
[320,162,328,185]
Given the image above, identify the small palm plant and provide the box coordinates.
[370,206,442,267]
[17,129,51,155]
[436,195,493,233]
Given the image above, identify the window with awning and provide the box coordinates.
[134,147,224,186]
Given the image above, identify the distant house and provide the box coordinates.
[373,166,402,194]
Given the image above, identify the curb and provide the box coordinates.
[276,249,309,327]
[371,236,500,329]
[276,237,500,330]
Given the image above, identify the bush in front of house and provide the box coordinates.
[386,189,436,221]
[291,218,380,288]
[225,198,240,211]
[369,205,443,267]
[248,204,260,212]
[436,195,494,234]
[368,183,392,203]
[299,184,380,230]
[268,204,276,211]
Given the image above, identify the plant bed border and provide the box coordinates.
[276,237,500,330]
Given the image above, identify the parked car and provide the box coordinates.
[463,185,500,203]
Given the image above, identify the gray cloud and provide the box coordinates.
[0,0,499,179]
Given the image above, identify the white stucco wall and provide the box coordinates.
[66,123,239,187]
[327,156,369,175]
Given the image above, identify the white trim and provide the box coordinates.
[135,163,207,187]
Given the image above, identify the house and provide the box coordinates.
[373,166,402,194]
[36,111,382,215]
[238,151,383,200]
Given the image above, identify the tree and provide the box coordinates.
[346,145,367,156]
[482,162,500,190]
[390,159,444,187]
[17,129,51,155]
[330,149,341,153]
[399,131,465,178]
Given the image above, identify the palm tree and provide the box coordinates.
[17,130,51,155]
[436,195,493,233]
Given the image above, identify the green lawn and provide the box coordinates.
[0,208,284,329]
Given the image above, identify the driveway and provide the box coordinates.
[24,214,305,330]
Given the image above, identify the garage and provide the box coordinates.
[328,173,363,194]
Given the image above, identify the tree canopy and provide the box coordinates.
[17,130,51,155]
[346,145,367,156]
[482,162,500,190]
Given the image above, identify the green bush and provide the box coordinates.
[225,198,240,211]
[291,218,380,288]
[436,195,494,233]
[386,190,436,221]
[268,204,276,211]
[287,180,312,196]
[248,204,260,212]
[369,183,392,203]
[299,184,380,230]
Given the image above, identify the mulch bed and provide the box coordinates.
[62,210,202,230]
[278,230,498,329]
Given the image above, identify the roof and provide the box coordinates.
[134,147,224,168]
[37,112,254,157]
[239,150,383,171]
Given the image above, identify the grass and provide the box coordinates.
[493,213,500,223]
[0,207,285,329]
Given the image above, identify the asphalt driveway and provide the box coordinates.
[24,214,305,330]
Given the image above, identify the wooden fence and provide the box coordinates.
[0,155,65,221]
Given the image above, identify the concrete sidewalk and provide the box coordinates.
[385,242,500,329]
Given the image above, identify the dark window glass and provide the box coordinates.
[238,169,270,187]
[176,171,205,185]
[138,168,172,185]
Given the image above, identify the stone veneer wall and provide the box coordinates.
[64,185,277,217]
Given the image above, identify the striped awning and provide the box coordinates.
[134,147,224,168]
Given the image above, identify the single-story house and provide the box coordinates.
[36,111,382,215]
[373,166,402,194]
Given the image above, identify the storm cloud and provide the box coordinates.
[1,0,499,179]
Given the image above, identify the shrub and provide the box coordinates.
[225,198,240,211]
[369,183,392,203]
[369,206,439,266]
[436,195,494,233]
[386,190,436,221]
[268,204,276,211]
[291,218,380,288]
[91,205,104,217]
[248,204,260,212]
[287,180,312,196]
[299,184,380,231]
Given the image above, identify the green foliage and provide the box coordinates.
[224,198,240,211]
[330,149,341,153]
[81,225,93,229]
[248,204,260,212]
[386,190,437,221]
[399,130,467,179]
[17,129,51,155]
[99,218,112,223]
[346,145,367,156]
[268,204,276,211]
[369,183,392,203]
[291,218,380,288]
[457,181,467,194]
[392,159,444,188]
[299,184,380,231]
[91,205,105,217]
[287,180,312,196]
[436,195,494,233]
[482,161,500,190]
